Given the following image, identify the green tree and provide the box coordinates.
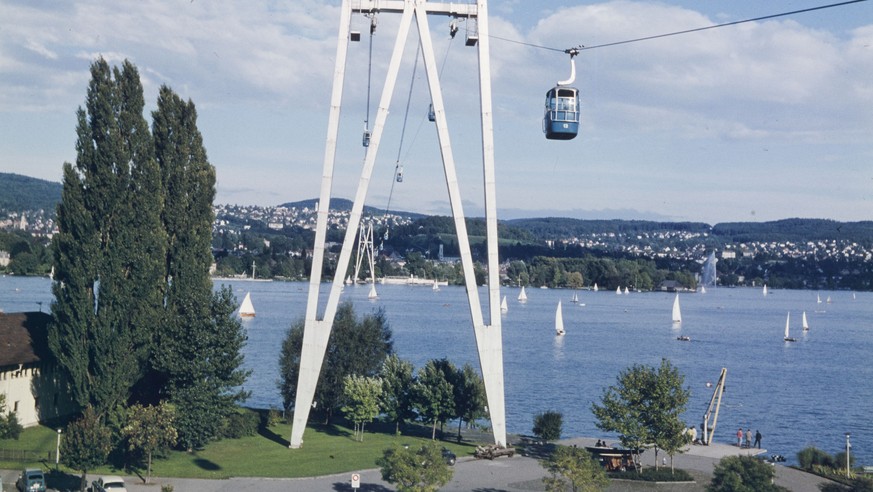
[278,303,393,422]
[341,375,382,441]
[61,407,112,492]
[377,442,454,492]
[541,445,609,492]
[124,402,178,484]
[379,354,416,434]
[707,455,787,492]
[533,410,564,442]
[452,363,486,441]
[0,394,23,439]
[591,359,690,470]
[150,86,249,450]
[414,359,455,440]
[49,58,166,417]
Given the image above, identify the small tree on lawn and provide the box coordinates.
[124,402,178,483]
[414,359,455,440]
[61,407,112,492]
[0,394,23,439]
[533,410,564,442]
[541,445,608,492]
[377,441,454,492]
[379,354,416,434]
[708,455,788,492]
[341,374,382,441]
[452,363,486,442]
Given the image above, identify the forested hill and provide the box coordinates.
[505,217,712,239]
[0,173,61,212]
[506,217,873,244]
[712,219,873,243]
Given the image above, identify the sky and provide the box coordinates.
[1,0,872,224]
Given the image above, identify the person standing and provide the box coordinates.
[754,430,762,449]
[736,428,743,447]
[745,429,752,448]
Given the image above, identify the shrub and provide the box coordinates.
[161,485,174,492]
[797,446,835,470]
[609,467,693,482]
[222,410,259,439]
[532,410,563,442]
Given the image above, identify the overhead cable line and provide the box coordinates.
[488,0,868,53]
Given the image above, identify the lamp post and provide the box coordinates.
[56,428,62,470]
[845,433,851,478]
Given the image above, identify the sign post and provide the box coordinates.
[351,472,360,489]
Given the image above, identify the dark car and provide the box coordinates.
[16,468,46,492]
[442,447,457,466]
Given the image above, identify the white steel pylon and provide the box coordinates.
[289,0,505,448]
[353,221,377,288]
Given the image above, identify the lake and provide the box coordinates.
[2,275,871,466]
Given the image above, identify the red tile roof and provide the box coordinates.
[0,312,51,367]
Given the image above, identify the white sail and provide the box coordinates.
[700,285,706,294]
[826,296,832,304]
[518,286,527,302]
[555,300,565,336]
[593,283,598,292]
[616,286,621,295]
[802,311,809,331]
[432,279,440,291]
[763,284,768,296]
[368,284,378,299]
[783,312,796,342]
[672,294,682,323]
[500,296,508,313]
[572,291,579,303]
[239,292,255,318]
[817,293,822,304]
[624,287,629,295]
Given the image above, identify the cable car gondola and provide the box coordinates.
[544,48,581,140]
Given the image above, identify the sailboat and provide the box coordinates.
[555,301,565,336]
[616,286,622,295]
[593,283,599,292]
[500,296,508,313]
[826,296,832,304]
[802,311,809,331]
[344,275,353,285]
[700,285,707,294]
[763,284,768,296]
[239,292,255,318]
[784,312,796,342]
[518,286,527,303]
[432,279,440,292]
[571,291,579,304]
[817,293,822,304]
[672,294,682,324]
[368,283,378,299]
[624,286,629,295]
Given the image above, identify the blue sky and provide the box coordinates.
[1,0,871,224]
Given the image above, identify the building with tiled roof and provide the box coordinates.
[0,312,75,427]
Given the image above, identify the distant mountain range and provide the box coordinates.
[0,173,62,212]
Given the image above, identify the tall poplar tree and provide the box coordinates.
[151,86,249,449]
[49,59,165,417]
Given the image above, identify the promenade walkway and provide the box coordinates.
[1,438,835,491]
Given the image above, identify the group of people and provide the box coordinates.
[737,427,762,448]
[594,439,608,447]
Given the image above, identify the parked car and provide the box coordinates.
[90,475,127,492]
[16,468,46,492]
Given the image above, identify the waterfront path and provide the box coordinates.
[1,438,835,491]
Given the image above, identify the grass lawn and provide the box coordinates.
[1,418,480,481]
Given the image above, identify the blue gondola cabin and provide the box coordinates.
[543,86,580,140]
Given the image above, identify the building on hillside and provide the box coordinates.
[0,312,76,427]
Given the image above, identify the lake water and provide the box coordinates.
[2,275,871,466]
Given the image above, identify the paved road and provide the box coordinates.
[1,439,835,491]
